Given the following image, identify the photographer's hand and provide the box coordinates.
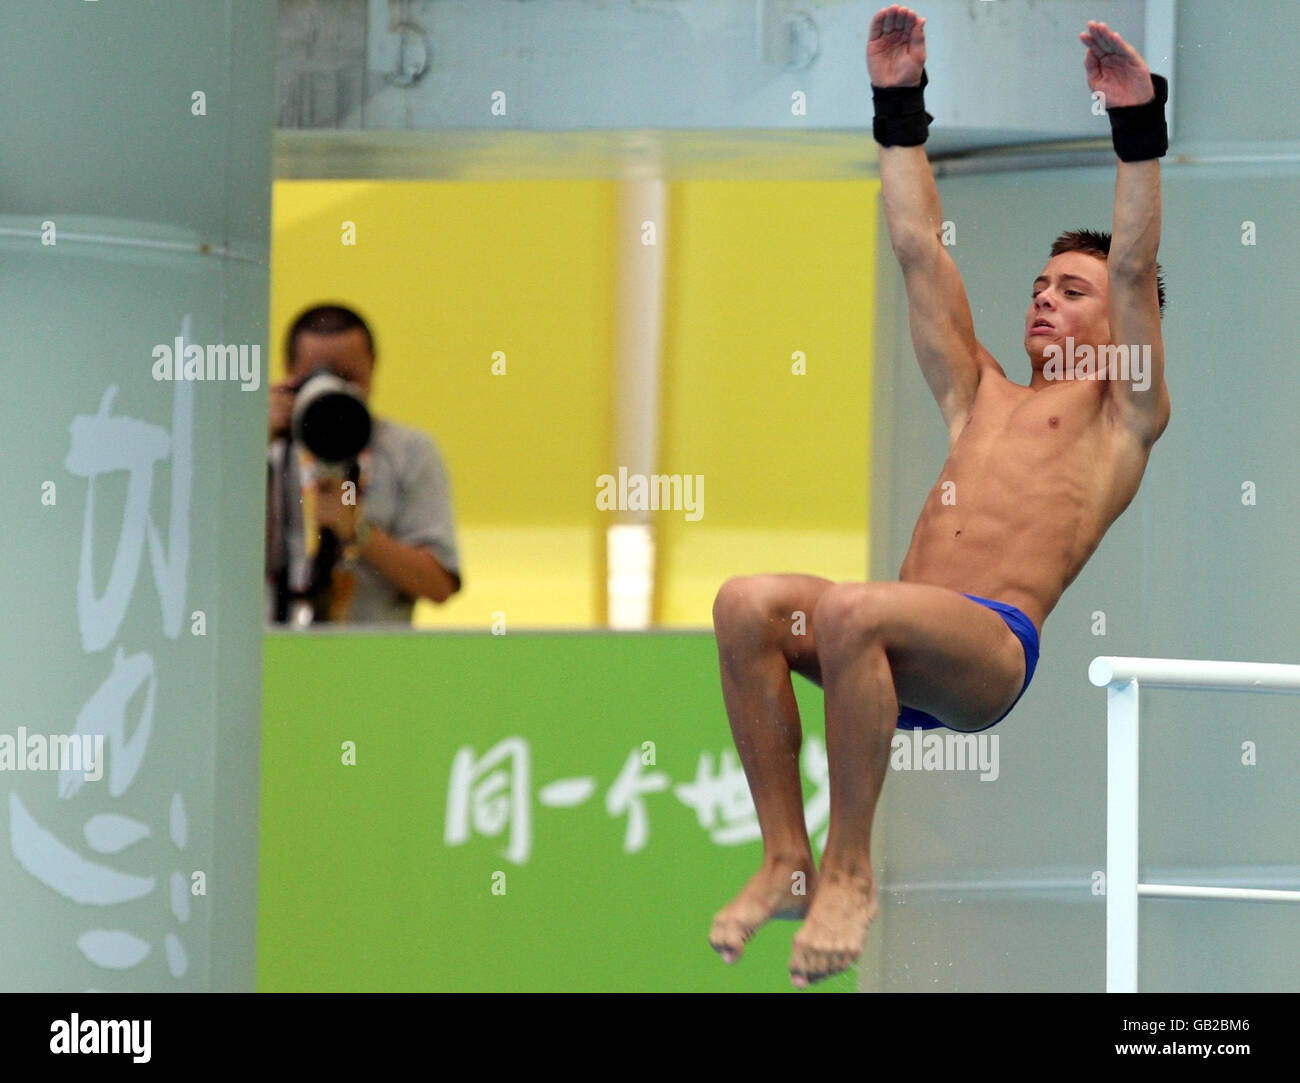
[314,476,361,543]
[313,477,457,603]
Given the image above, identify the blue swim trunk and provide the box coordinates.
[895,593,1040,733]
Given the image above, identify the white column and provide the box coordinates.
[607,168,667,629]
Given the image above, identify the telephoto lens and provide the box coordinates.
[289,368,372,464]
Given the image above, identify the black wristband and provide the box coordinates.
[872,68,934,147]
[1106,73,1169,162]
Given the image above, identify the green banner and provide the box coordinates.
[258,632,848,992]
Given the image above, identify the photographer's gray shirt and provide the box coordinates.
[266,417,462,624]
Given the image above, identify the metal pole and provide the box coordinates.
[1140,884,1300,903]
[1092,656,1300,992]
[1090,656,1300,693]
[1106,678,1140,993]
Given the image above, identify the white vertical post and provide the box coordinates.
[607,171,666,630]
[1106,678,1140,992]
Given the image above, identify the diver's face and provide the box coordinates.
[1025,251,1110,367]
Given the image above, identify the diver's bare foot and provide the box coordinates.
[788,867,879,988]
[709,854,817,964]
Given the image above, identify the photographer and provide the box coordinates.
[265,304,462,624]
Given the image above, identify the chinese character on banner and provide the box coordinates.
[673,748,760,845]
[445,737,531,865]
[9,333,199,986]
[537,777,596,808]
[604,749,670,854]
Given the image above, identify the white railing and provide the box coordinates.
[1089,655,1300,993]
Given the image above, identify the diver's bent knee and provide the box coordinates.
[811,582,895,653]
[712,575,793,643]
